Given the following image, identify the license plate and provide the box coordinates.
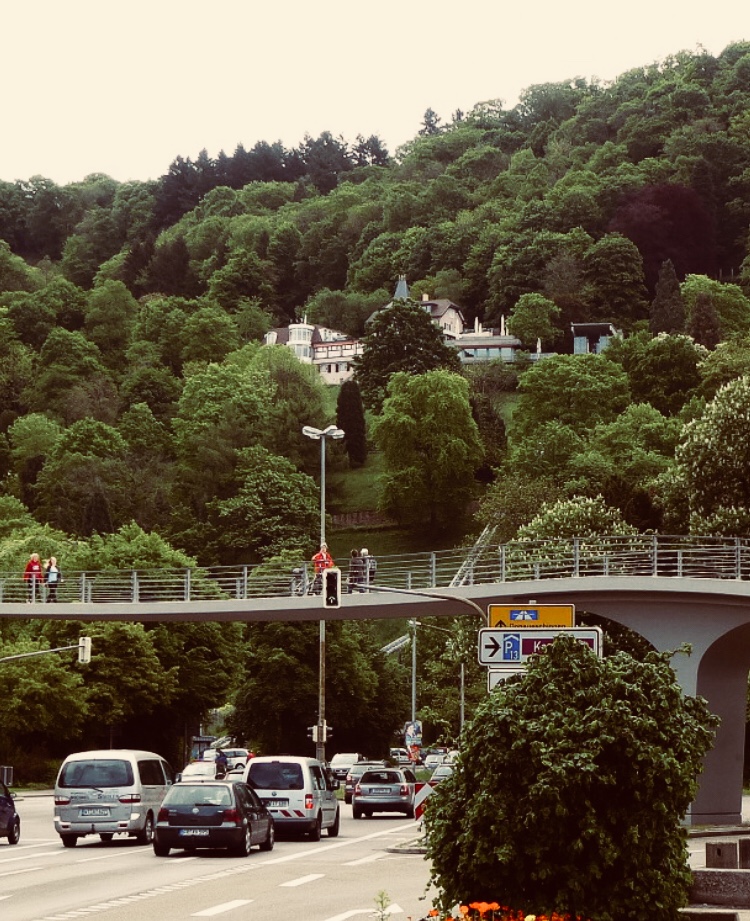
[264,799,288,807]
[80,808,109,817]
[373,788,390,794]
[179,828,209,836]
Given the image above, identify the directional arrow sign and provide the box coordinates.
[478,627,602,666]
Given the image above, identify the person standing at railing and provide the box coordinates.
[44,556,63,603]
[347,548,365,592]
[23,552,43,603]
[310,542,334,595]
[361,548,377,585]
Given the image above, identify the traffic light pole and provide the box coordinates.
[0,637,92,664]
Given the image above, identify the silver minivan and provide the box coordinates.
[54,749,174,847]
[244,755,339,839]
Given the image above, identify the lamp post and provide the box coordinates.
[411,619,466,733]
[302,424,344,762]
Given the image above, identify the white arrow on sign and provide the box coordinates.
[478,627,602,666]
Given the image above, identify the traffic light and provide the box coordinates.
[323,567,341,608]
[323,722,333,742]
[307,725,318,742]
[78,636,92,664]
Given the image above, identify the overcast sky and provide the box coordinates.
[2,1,746,186]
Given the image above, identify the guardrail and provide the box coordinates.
[2,535,750,605]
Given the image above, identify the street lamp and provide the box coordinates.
[411,620,466,733]
[302,423,344,762]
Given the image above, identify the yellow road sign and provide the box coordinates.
[488,604,575,628]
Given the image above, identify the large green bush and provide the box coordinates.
[425,635,718,921]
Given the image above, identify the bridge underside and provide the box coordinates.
[4,575,750,826]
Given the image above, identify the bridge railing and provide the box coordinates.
[2,535,750,605]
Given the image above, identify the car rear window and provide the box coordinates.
[247,761,304,790]
[361,770,400,784]
[167,784,232,806]
[59,759,134,788]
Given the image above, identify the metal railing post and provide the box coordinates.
[184,567,191,601]
[131,570,139,603]
[242,566,248,599]
[499,545,506,582]
[652,534,658,576]
[429,553,437,588]
[573,539,580,577]
[736,538,742,580]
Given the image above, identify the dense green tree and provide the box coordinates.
[336,380,368,467]
[180,305,240,364]
[205,445,320,564]
[373,370,482,532]
[682,274,750,340]
[425,636,718,921]
[650,259,686,334]
[699,336,750,398]
[229,619,407,756]
[354,300,462,412]
[582,233,649,325]
[84,280,138,370]
[506,292,561,348]
[676,376,750,533]
[476,473,566,542]
[512,353,631,440]
[0,239,41,293]
[688,290,722,349]
[34,419,130,537]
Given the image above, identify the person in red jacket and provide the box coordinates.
[310,543,333,594]
[23,552,43,603]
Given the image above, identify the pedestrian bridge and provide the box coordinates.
[4,533,750,827]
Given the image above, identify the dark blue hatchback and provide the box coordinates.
[0,781,20,845]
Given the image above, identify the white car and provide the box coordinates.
[424,753,446,771]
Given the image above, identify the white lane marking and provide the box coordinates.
[344,853,384,866]
[264,822,415,865]
[0,866,41,879]
[192,900,253,916]
[324,904,403,921]
[0,850,64,865]
[281,872,325,887]
[31,822,416,919]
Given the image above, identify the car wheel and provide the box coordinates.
[99,832,114,843]
[352,805,363,819]
[308,814,322,841]
[7,817,20,845]
[135,814,154,845]
[232,823,252,856]
[344,794,352,805]
[153,841,170,857]
[259,821,275,852]
[406,805,415,818]
[364,810,373,818]
[61,835,77,848]
[327,807,340,838]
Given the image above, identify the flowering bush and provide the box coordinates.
[426,902,588,921]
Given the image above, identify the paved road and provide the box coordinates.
[1,795,435,921]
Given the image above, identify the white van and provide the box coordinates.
[244,755,339,839]
[53,749,174,847]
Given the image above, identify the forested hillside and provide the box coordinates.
[3,42,750,773]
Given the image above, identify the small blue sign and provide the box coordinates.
[502,633,521,661]
[510,609,539,621]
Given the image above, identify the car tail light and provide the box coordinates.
[400,784,409,796]
[157,807,169,822]
[304,793,314,811]
[119,793,141,804]
[223,807,242,825]
[54,795,71,805]
[354,784,362,795]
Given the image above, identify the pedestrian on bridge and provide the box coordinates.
[310,543,334,595]
[23,552,43,603]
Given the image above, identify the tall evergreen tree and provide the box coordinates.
[689,290,721,349]
[649,259,686,334]
[336,380,368,467]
